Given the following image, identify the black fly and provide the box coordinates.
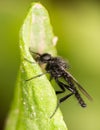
[26,50,92,118]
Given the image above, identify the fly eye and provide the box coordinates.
[41,53,51,62]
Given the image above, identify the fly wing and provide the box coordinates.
[73,79,93,101]
[64,70,93,101]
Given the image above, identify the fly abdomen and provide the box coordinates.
[75,92,86,107]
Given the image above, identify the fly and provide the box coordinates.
[25,50,92,118]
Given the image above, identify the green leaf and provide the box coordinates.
[5,3,67,130]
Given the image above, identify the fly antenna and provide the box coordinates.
[29,48,41,56]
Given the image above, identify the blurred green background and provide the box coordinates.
[0,0,100,130]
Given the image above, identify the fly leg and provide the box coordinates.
[50,77,66,94]
[55,78,75,94]
[50,92,74,118]
[24,58,35,64]
[26,71,49,81]
[50,78,76,118]
[24,57,49,81]
[55,80,66,94]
